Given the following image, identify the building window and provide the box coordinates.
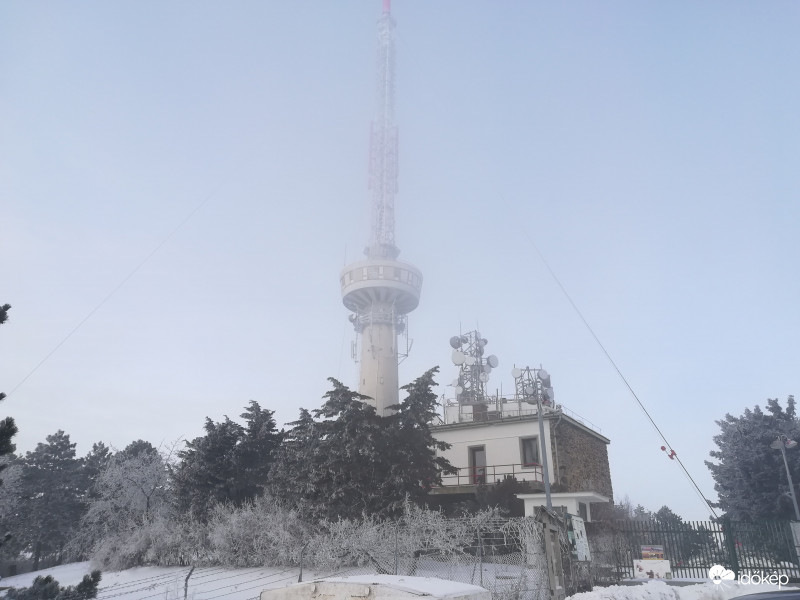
[521,437,540,467]
[578,502,588,521]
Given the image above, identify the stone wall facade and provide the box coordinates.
[552,418,613,499]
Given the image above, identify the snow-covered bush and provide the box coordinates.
[207,495,308,567]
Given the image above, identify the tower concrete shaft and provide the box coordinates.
[340,1,422,416]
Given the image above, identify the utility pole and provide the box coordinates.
[771,435,800,521]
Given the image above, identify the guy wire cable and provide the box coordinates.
[524,233,718,519]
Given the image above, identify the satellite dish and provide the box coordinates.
[460,335,469,344]
[511,368,522,379]
[524,384,535,395]
[544,387,555,402]
[477,338,487,347]
[465,355,476,366]
[451,379,459,387]
[455,385,463,395]
[449,336,462,349]
[479,373,488,382]
[452,351,465,365]
[487,355,499,368]
[537,369,551,387]
[483,364,492,374]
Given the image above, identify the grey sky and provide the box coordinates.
[2,1,799,520]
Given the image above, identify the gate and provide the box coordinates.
[585,519,800,583]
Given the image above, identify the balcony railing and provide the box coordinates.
[436,463,544,488]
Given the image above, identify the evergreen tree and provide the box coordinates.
[82,442,112,500]
[270,370,455,521]
[172,401,281,520]
[706,396,799,520]
[311,379,388,520]
[6,570,101,600]
[386,368,456,508]
[0,304,18,487]
[15,431,86,569]
[234,401,283,499]
[267,408,323,515]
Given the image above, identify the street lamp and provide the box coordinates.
[770,435,800,521]
[513,366,555,510]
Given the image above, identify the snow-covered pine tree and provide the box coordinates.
[706,396,800,520]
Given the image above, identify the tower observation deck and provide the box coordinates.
[340,0,422,415]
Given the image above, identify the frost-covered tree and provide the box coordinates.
[76,440,176,565]
[172,401,281,520]
[706,396,800,520]
[83,441,172,529]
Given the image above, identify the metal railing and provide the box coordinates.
[437,463,544,487]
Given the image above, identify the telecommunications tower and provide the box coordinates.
[340,0,422,416]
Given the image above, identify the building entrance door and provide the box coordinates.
[469,446,486,484]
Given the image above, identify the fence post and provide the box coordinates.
[184,566,195,600]
[721,518,740,578]
[478,524,484,588]
[299,541,310,582]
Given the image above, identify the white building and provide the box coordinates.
[430,399,612,522]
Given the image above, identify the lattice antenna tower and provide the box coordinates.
[368,0,399,259]
[511,366,555,406]
[449,331,499,404]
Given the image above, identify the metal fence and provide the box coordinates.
[304,517,552,600]
[585,519,800,583]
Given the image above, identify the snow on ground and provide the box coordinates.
[569,579,790,600]
[0,563,795,600]
[1,562,309,600]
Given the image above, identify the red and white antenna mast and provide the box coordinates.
[368,0,399,259]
